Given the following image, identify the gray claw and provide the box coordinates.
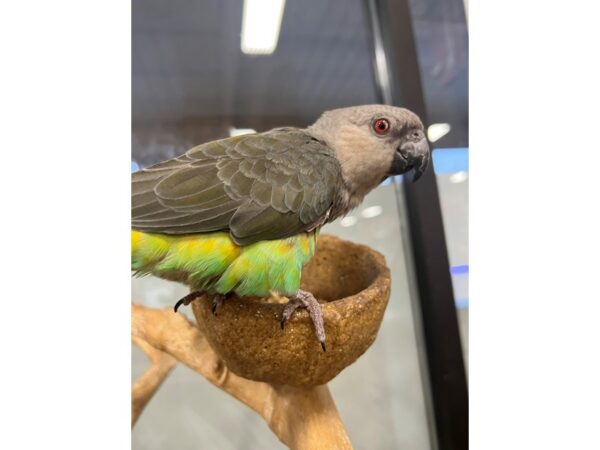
[211,294,226,316]
[281,290,327,350]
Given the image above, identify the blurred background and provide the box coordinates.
[132,0,468,448]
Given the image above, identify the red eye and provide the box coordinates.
[373,118,390,135]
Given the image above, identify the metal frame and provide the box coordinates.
[365,1,469,449]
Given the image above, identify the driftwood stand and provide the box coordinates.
[132,304,352,449]
[132,235,391,450]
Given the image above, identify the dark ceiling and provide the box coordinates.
[133,0,377,124]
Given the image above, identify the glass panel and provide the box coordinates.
[132,0,432,448]
[409,0,469,370]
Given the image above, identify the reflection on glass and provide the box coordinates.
[409,0,469,369]
[132,0,436,448]
[433,149,469,367]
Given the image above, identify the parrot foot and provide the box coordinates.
[173,292,226,315]
[174,290,203,313]
[280,290,326,352]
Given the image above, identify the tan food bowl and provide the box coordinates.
[192,234,391,386]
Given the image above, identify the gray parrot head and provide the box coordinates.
[308,104,430,196]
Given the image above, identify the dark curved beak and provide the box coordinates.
[408,142,431,182]
[389,138,431,182]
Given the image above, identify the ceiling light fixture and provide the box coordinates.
[340,216,358,227]
[427,123,451,142]
[241,0,286,55]
[229,127,256,137]
[449,171,468,183]
[360,205,383,219]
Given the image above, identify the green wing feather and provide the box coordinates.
[132,128,342,245]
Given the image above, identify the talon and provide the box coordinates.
[280,319,285,330]
[173,291,202,313]
[174,299,185,313]
[282,290,327,350]
[210,294,226,316]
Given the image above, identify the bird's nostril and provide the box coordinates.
[412,131,422,140]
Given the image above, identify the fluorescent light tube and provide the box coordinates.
[449,171,468,183]
[229,127,256,137]
[427,123,451,143]
[340,216,358,227]
[241,0,286,55]
[360,205,383,219]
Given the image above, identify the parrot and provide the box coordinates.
[131,104,430,352]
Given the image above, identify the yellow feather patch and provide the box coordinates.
[131,229,318,296]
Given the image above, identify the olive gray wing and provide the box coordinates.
[131,130,342,245]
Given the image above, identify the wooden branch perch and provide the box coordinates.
[131,335,177,426]
[131,303,352,450]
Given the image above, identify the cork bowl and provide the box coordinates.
[191,234,391,386]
